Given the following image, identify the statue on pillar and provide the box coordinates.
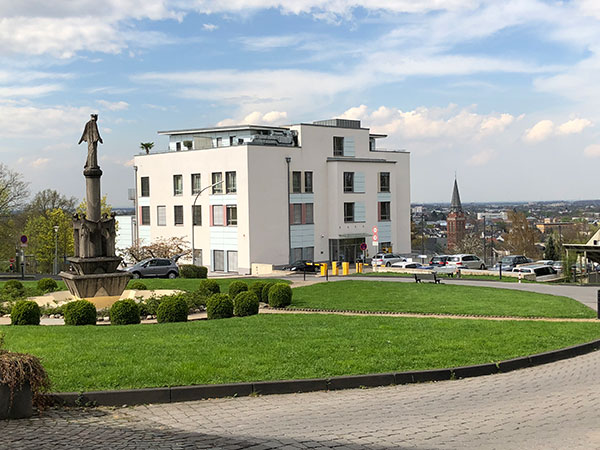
[78,114,103,169]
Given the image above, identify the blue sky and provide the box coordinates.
[2,0,600,206]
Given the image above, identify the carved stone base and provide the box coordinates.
[60,271,132,300]
[67,256,122,275]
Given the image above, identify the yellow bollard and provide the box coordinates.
[320,263,327,277]
[342,261,349,276]
[358,262,363,273]
[332,261,339,276]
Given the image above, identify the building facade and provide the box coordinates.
[446,178,465,252]
[132,119,411,274]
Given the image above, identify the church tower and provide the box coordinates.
[447,178,465,252]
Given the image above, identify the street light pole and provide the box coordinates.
[53,225,59,275]
[191,179,225,266]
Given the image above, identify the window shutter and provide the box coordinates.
[354,172,365,192]
[355,201,366,222]
[344,137,355,156]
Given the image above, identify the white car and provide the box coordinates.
[447,254,487,270]
[372,253,406,267]
[512,264,558,281]
[391,261,423,269]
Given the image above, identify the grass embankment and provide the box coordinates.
[291,280,594,318]
[3,314,600,392]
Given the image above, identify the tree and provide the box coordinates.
[26,189,77,218]
[140,142,154,154]
[23,208,74,273]
[77,195,113,218]
[0,163,29,219]
[544,234,561,261]
[121,237,190,263]
[503,211,540,258]
[454,232,483,255]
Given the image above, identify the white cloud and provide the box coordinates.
[340,104,369,121]
[0,103,90,138]
[557,118,592,135]
[219,110,288,125]
[466,149,495,166]
[262,110,287,123]
[584,144,600,158]
[97,100,129,111]
[31,157,50,168]
[523,120,554,143]
[479,114,514,136]
[202,23,218,31]
[0,84,63,98]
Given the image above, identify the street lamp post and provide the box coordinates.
[191,179,225,266]
[53,225,59,275]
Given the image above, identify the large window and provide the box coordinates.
[226,205,237,226]
[291,204,302,224]
[304,171,313,193]
[333,136,344,156]
[174,205,183,225]
[379,201,391,221]
[305,203,314,224]
[212,205,224,226]
[292,171,302,193]
[227,251,238,272]
[141,206,150,225]
[191,173,201,195]
[173,175,183,196]
[141,177,150,197]
[343,172,354,192]
[226,171,237,194]
[192,205,202,226]
[213,250,224,271]
[212,172,223,194]
[344,202,355,222]
[157,206,166,226]
[379,172,390,192]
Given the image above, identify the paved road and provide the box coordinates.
[3,348,600,449]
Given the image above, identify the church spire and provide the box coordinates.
[450,178,462,212]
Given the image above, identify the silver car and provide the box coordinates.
[125,257,179,279]
[447,254,487,270]
[372,253,406,267]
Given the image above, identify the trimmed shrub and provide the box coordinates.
[206,293,233,320]
[37,278,58,293]
[248,281,265,302]
[110,299,141,325]
[3,280,25,298]
[186,289,208,312]
[63,300,97,326]
[156,294,188,323]
[233,291,259,317]
[144,296,162,316]
[268,283,293,308]
[199,279,220,296]
[261,281,276,303]
[228,281,248,299]
[129,281,147,290]
[179,265,208,279]
[11,301,41,325]
[137,301,150,317]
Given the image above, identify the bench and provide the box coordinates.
[414,272,441,284]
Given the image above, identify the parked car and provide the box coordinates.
[494,255,532,271]
[371,253,406,267]
[429,255,450,266]
[512,264,558,281]
[447,254,487,270]
[125,257,180,279]
[283,260,320,272]
[391,261,424,269]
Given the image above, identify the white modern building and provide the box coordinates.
[132,118,410,274]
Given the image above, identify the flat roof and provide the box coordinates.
[157,124,290,136]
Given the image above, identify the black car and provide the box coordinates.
[283,260,319,272]
[494,255,531,271]
[429,255,450,266]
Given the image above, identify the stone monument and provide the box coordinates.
[59,114,132,306]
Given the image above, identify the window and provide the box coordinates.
[173,175,183,196]
[216,137,222,147]
[141,206,150,225]
[176,142,181,151]
[304,171,313,193]
[226,205,237,226]
[229,136,235,146]
[141,177,150,197]
[292,248,303,261]
[333,136,344,156]
[379,201,391,221]
[226,171,237,194]
[213,250,224,271]
[379,172,390,192]
[343,172,354,192]
[292,171,301,193]
[192,205,202,226]
[303,247,314,260]
[212,205,224,226]
[227,251,238,272]
[191,174,201,195]
[344,202,354,222]
[212,172,223,194]
[174,205,183,225]
[305,203,314,224]
[157,206,166,226]
[291,204,302,224]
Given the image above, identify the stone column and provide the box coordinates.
[84,167,102,222]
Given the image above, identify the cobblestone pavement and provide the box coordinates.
[3,349,600,449]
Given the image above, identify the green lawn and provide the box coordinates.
[290,280,595,318]
[355,272,533,283]
[2,314,599,392]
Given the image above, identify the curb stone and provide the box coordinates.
[44,338,600,407]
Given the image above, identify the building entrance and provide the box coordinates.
[329,238,366,263]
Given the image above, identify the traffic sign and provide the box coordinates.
[20,235,27,247]
[372,234,379,242]
[360,243,367,251]
[372,226,378,234]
